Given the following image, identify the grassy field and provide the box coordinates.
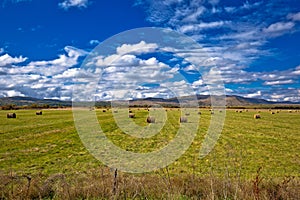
[0,108,299,199]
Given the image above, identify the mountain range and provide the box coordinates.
[0,95,299,108]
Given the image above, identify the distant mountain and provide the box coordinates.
[130,95,299,107]
[0,95,299,108]
[0,96,71,107]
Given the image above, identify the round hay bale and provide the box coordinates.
[129,110,133,113]
[270,111,275,114]
[7,113,16,118]
[129,113,135,118]
[180,116,188,123]
[36,111,42,115]
[235,110,239,113]
[239,110,242,113]
[185,112,190,116]
[113,110,118,113]
[254,114,261,119]
[146,116,155,123]
[211,111,214,114]
[198,111,201,115]
[102,109,106,112]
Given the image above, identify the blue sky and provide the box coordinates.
[0,0,299,102]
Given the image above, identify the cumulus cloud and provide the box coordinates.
[244,91,261,98]
[0,54,27,67]
[59,0,89,10]
[116,41,158,55]
[2,90,25,97]
[0,46,88,100]
[11,46,88,76]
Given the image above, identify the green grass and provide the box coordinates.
[0,108,299,179]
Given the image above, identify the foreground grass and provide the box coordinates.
[0,108,299,199]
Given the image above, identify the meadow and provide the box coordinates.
[0,108,299,199]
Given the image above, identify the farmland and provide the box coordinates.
[0,108,299,199]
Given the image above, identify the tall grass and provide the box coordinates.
[0,166,299,199]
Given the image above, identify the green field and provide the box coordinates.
[0,108,299,199]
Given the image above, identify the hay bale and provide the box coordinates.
[198,111,201,115]
[185,112,190,116]
[239,110,242,113]
[113,110,118,113]
[235,110,239,113]
[180,116,188,123]
[7,113,16,118]
[288,110,292,113]
[129,113,135,118]
[102,109,106,112]
[211,111,214,114]
[270,111,275,114]
[254,114,261,119]
[129,110,133,113]
[36,111,42,115]
[276,110,280,113]
[146,116,155,123]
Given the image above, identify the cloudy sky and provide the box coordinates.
[0,0,299,102]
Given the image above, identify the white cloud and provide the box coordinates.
[59,0,89,10]
[208,0,219,6]
[292,66,300,75]
[225,88,233,93]
[244,91,261,98]
[287,12,300,21]
[183,64,198,73]
[182,6,206,22]
[2,90,25,97]
[89,39,100,45]
[192,79,204,87]
[0,54,27,67]
[0,46,88,100]
[116,41,158,55]
[13,46,87,76]
[264,80,294,85]
[179,21,228,33]
[263,22,295,36]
